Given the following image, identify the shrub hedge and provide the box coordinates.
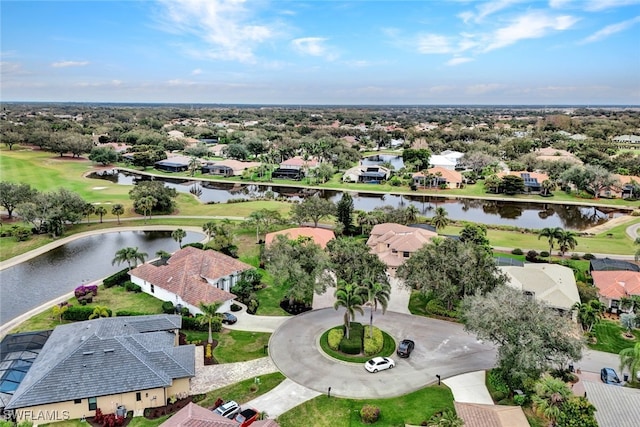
[103,268,130,288]
[62,305,113,321]
[124,281,142,293]
[328,328,344,350]
[162,301,175,314]
[363,326,383,356]
[339,322,363,354]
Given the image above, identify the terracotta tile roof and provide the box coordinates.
[210,159,261,171]
[130,247,252,306]
[281,156,319,168]
[413,167,463,183]
[454,402,529,427]
[160,403,279,427]
[367,223,437,267]
[592,271,640,299]
[615,174,640,185]
[265,227,335,249]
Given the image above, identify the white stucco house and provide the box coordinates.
[129,246,253,314]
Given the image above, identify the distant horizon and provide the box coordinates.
[4,100,640,109]
[2,1,639,105]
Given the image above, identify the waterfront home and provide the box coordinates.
[367,223,437,275]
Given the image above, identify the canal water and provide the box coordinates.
[0,230,203,326]
[89,170,623,231]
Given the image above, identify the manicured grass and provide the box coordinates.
[588,320,640,354]
[8,285,165,334]
[181,329,271,363]
[319,326,396,363]
[197,372,286,409]
[276,385,455,427]
[41,414,170,427]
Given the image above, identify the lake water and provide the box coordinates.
[0,230,203,325]
[88,170,624,230]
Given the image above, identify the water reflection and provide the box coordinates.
[0,230,203,325]
[87,171,624,230]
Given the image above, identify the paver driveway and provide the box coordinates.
[268,307,497,399]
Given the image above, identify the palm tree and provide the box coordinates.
[538,226,563,262]
[188,156,199,177]
[428,409,464,427]
[431,207,449,232]
[532,374,572,423]
[83,203,95,225]
[333,281,364,339]
[138,196,156,223]
[359,279,390,338]
[247,210,267,244]
[95,206,107,223]
[112,247,148,270]
[404,205,419,224]
[541,179,556,196]
[635,237,640,262]
[111,203,124,224]
[619,342,640,384]
[556,229,578,257]
[572,300,605,332]
[172,228,187,249]
[202,221,216,243]
[198,301,222,344]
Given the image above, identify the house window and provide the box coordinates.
[74,399,82,404]
[403,252,410,258]
[88,397,97,411]
[150,284,155,294]
[136,392,141,402]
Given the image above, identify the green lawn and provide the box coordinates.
[588,320,640,354]
[276,385,454,427]
[8,285,165,334]
[181,329,271,363]
[197,372,286,409]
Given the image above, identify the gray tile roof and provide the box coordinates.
[6,315,194,410]
[583,381,640,427]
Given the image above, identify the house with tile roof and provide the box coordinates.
[342,165,391,183]
[497,171,549,193]
[265,227,335,249]
[160,402,279,427]
[271,156,319,180]
[366,223,437,275]
[500,264,580,314]
[5,315,194,424]
[129,247,252,315]
[412,167,464,189]
[592,270,640,312]
[201,159,261,177]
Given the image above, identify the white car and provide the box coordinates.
[365,356,396,373]
[213,400,240,419]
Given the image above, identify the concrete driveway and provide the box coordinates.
[268,307,497,399]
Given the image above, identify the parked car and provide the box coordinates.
[213,400,240,418]
[365,356,396,373]
[600,367,622,385]
[221,312,237,325]
[234,408,259,427]
[396,339,415,358]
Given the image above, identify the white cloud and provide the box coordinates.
[484,11,579,51]
[548,0,574,8]
[584,0,640,11]
[156,0,279,63]
[460,0,526,23]
[581,15,640,43]
[291,37,337,60]
[417,34,452,54]
[191,68,203,75]
[51,61,89,68]
[447,57,474,66]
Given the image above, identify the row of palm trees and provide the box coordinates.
[537,226,578,260]
[333,279,391,339]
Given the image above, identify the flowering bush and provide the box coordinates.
[74,284,98,298]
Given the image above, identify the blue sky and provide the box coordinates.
[2,0,639,105]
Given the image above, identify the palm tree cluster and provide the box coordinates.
[538,226,578,260]
[572,300,605,332]
[111,247,148,270]
[333,279,390,339]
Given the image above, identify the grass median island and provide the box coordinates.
[276,385,455,427]
[319,326,396,363]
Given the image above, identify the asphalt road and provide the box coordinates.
[268,307,497,399]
